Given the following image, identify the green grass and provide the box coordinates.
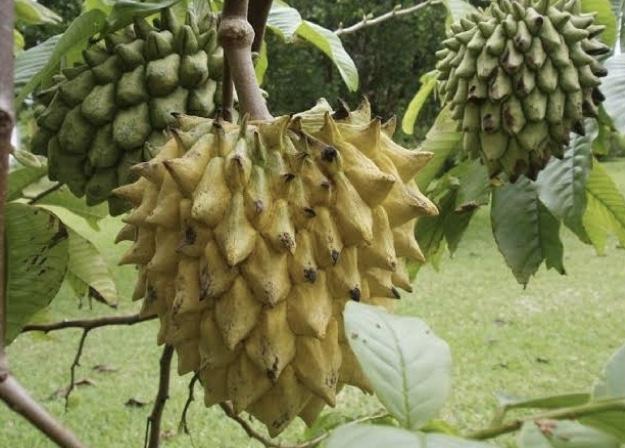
[2,161,625,448]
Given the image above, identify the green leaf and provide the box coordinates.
[344,302,452,430]
[255,41,269,85]
[581,0,618,46]
[7,164,47,201]
[326,424,424,448]
[582,161,625,254]
[66,230,119,306]
[5,203,69,343]
[105,0,181,33]
[267,0,302,40]
[16,9,107,106]
[536,132,593,241]
[443,0,477,22]
[15,0,62,25]
[402,71,438,135]
[601,54,625,135]
[518,420,620,447]
[452,159,491,211]
[296,21,359,92]
[14,35,61,89]
[491,178,565,285]
[593,345,625,400]
[14,29,25,53]
[415,107,462,191]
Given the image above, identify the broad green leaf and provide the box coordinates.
[582,161,625,254]
[105,0,181,33]
[491,178,565,285]
[444,0,477,23]
[5,203,69,343]
[518,420,620,447]
[415,107,462,190]
[326,424,424,448]
[296,21,359,92]
[496,392,590,411]
[82,0,114,14]
[344,302,452,430]
[66,231,119,306]
[593,345,625,400]
[402,71,438,135]
[581,0,618,46]
[425,433,492,447]
[267,0,302,40]
[7,164,47,201]
[536,132,593,241]
[16,10,107,106]
[602,54,625,134]
[451,159,491,211]
[15,0,62,25]
[14,35,61,89]
[416,190,455,263]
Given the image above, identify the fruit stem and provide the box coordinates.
[219,0,272,120]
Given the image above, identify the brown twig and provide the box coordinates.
[145,345,174,448]
[63,330,88,410]
[220,402,388,448]
[178,372,201,435]
[335,0,441,36]
[218,0,272,120]
[248,0,273,53]
[21,314,154,408]
[0,3,85,447]
[22,313,155,333]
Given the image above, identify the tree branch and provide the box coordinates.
[0,376,85,448]
[22,314,155,333]
[218,0,272,120]
[248,0,273,53]
[467,398,625,440]
[0,3,85,447]
[145,345,174,448]
[335,0,441,36]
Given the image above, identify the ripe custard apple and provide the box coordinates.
[31,7,224,214]
[436,0,610,178]
[114,100,438,436]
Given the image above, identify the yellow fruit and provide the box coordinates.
[116,99,436,435]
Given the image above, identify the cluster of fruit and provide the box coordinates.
[437,0,609,178]
[31,8,223,213]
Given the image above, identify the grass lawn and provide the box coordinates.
[2,160,624,448]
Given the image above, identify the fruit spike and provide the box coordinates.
[116,100,437,436]
[436,0,607,179]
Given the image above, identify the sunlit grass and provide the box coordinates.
[2,161,624,447]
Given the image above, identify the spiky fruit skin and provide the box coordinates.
[31,7,223,214]
[437,0,609,179]
[115,100,437,436]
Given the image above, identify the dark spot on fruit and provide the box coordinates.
[304,207,316,217]
[303,269,317,283]
[283,173,295,182]
[330,250,340,265]
[392,287,401,299]
[349,288,361,302]
[322,146,338,162]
